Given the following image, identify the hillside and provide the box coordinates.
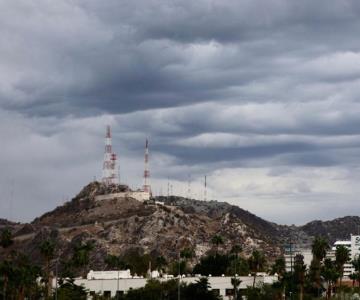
[1,182,360,275]
[300,216,360,244]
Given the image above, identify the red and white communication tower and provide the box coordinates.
[143,139,151,194]
[102,125,119,185]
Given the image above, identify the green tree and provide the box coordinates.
[193,254,230,276]
[230,244,242,257]
[183,277,221,300]
[335,244,350,287]
[211,235,224,255]
[270,257,286,300]
[248,250,266,287]
[155,256,167,275]
[0,228,13,249]
[39,239,56,299]
[121,249,153,276]
[0,227,14,299]
[312,237,329,262]
[228,256,250,276]
[0,260,13,300]
[231,276,242,300]
[294,254,306,300]
[310,237,329,295]
[230,244,243,275]
[72,241,94,278]
[349,272,357,287]
[321,258,340,299]
[180,247,194,273]
[271,257,286,279]
[57,278,88,300]
[352,256,360,287]
[12,253,42,300]
[105,254,126,270]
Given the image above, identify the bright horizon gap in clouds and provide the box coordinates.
[2,0,360,225]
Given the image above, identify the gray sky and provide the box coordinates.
[1,0,360,225]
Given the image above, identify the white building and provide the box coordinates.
[55,272,278,299]
[330,235,360,276]
[284,248,312,272]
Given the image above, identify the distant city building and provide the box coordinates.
[284,246,312,272]
[284,235,360,277]
[329,235,360,276]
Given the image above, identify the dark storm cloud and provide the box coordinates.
[155,142,315,165]
[3,0,360,223]
[4,0,360,116]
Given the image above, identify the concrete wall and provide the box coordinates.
[95,191,150,202]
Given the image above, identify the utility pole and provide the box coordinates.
[187,174,191,199]
[167,178,170,198]
[290,238,293,300]
[204,175,207,201]
[178,252,181,300]
[117,269,120,300]
[55,258,59,300]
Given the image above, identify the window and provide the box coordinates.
[212,289,220,296]
[225,288,234,296]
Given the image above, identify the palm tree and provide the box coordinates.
[0,260,13,300]
[155,256,167,275]
[335,245,350,288]
[180,247,194,273]
[231,276,242,300]
[294,254,306,300]
[211,235,224,255]
[0,227,13,299]
[321,258,340,299]
[248,250,266,287]
[230,244,243,276]
[312,237,329,261]
[349,272,357,287]
[230,244,242,257]
[13,252,41,300]
[352,256,360,287]
[271,257,286,299]
[39,239,56,299]
[72,241,94,278]
[310,237,329,294]
[271,257,286,278]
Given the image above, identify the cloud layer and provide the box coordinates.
[1,0,360,224]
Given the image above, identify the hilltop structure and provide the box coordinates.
[99,125,150,202]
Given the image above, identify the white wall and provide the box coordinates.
[94,191,150,202]
[67,275,278,298]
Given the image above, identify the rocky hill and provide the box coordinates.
[300,216,360,244]
[1,182,360,275]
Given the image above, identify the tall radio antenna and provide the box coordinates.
[102,125,119,185]
[143,139,151,195]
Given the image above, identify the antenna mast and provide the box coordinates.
[102,125,119,185]
[143,139,151,194]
